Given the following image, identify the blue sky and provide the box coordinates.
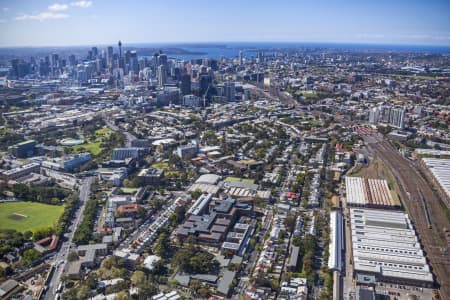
[0,0,449,47]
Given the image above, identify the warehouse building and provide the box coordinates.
[350,208,433,287]
[328,211,343,272]
[345,176,398,208]
[419,158,450,207]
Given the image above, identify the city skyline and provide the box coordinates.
[0,0,450,47]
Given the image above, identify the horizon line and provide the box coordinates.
[1,40,450,49]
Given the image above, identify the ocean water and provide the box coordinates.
[148,42,450,60]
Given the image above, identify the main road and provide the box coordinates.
[43,176,94,300]
[105,119,137,147]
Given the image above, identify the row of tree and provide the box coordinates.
[73,197,97,245]
[12,183,71,204]
[172,243,220,274]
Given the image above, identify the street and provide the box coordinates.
[43,177,94,300]
[105,119,137,147]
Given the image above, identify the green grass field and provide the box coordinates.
[152,161,180,176]
[0,202,64,233]
[72,141,103,155]
[224,177,255,184]
[120,188,138,194]
[70,126,112,156]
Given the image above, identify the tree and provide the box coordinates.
[102,256,124,270]
[115,291,130,300]
[22,248,41,264]
[139,281,158,298]
[284,213,297,233]
[172,246,219,274]
[153,232,170,258]
[190,189,202,200]
[253,195,265,208]
[131,271,147,287]
[33,227,54,241]
[23,230,33,240]
[67,251,79,262]
[197,287,210,298]
[131,270,147,288]
[76,285,89,299]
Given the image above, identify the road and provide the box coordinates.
[232,207,273,299]
[105,119,137,147]
[365,136,450,300]
[43,177,94,300]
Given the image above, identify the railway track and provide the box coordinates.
[365,138,450,300]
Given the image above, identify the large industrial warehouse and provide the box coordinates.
[420,158,450,206]
[345,176,398,208]
[328,211,343,272]
[350,208,434,287]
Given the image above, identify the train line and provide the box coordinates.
[365,137,450,300]
[418,189,433,229]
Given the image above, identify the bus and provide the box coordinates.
[56,282,63,293]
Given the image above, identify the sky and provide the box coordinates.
[0,0,449,47]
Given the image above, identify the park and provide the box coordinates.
[0,201,64,233]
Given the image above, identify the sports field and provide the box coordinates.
[224,177,255,184]
[0,202,64,233]
[70,126,112,156]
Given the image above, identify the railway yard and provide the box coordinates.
[364,134,450,300]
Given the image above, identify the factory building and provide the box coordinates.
[328,211,344,272]
[350,208,433,287]
[419,158,450,207]
[345,176,398,208]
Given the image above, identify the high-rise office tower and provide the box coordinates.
[10,59,30,78]
[158,65,167,87]
[118,40,122,58]
[368,106,405,129]
[389,108,406,129]
[153,52,159,72]
[125,50,131,65]
[107,46,114,67]
[224,81,236,102]
[39,59,50,76]
[51,53,59,76]
[68,54,76,67]
[159,54,168,67]
[199,73,211,98]
[239,51,243,65]
[130,51,139,74]
[92,47,98,58]
[368,107,380,124]
[180,73,191,95]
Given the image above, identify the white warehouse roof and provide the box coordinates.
[350,208,433,284]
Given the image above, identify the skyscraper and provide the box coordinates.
[368,107,380,124]
[389,108,406,129]
[92,47,98,58]
[368,106,405,129]
[224,81,236,102]
[107,46,114,67]
[199,73,211,98]
[130,51,139,74]
[158,65,167,87]
[159,54,168,67]
[68,54,76,67]
[118,40,122,58]
[180,73,191,95]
